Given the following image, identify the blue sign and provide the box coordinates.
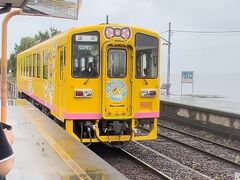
[182,71,193,83]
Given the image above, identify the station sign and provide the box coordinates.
[181,71,193,83]
[181,71,194,97]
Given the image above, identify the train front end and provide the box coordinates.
[65,24,160,143]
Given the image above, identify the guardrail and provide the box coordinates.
[7,80,17,99]
[0,80,17,105]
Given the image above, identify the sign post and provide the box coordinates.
[181,71,194,97]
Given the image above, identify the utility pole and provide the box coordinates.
[166,22,171,95]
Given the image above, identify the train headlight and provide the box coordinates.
[74,89,92,98]
[141,90,148,97]
[140,89,157,97]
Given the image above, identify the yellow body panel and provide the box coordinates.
[16,24,160,143]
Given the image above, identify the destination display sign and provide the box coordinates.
[75,35,98,42]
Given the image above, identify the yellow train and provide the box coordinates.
[16,24,160,143]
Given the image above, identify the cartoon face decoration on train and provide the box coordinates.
[106,80,127,101]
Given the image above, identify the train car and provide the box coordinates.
[16,24,160,143]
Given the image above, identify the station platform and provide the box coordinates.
[161,95,240,116]
[5,99,127,180]
[160,95,240,131]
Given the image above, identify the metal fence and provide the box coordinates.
[7,80,17,99]
[0,80,17,106]
[2,80,17,99]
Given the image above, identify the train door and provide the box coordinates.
[102,46,133,118]
[56,46,65,119]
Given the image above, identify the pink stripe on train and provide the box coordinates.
[63,113,101,120]
[134,112,159,118]
[64,112,159,119]
[22,90,57,113]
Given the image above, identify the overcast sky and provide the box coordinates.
[1,0,240,76]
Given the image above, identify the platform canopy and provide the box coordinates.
[0,0,28,8]
[0,0,82,19]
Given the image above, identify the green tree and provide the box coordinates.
[14,36,36,54]
[8,27,61,77]
[49,27,61,37]
[34,30,49,42]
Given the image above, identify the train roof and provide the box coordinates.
[17,24,159,56]
[70,23,159,37]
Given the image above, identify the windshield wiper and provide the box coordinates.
[143,78,148,85]
[83,68,98,85]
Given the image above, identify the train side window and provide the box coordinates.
[29,55,32,77]
[33,54,36,77]
[19,58,21,75]
[24,57,26,76]
[60,50,64,81]
[135,33,158,79]
[37,53,41,78]
[21,58,23,75]
[43,50,48,79]
[26,56,29,77]
[63,46,66,66]
[25,56,27,76]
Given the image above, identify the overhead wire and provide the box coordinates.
[172,30,240,34]
[160,29,240,35]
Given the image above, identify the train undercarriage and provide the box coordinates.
[19,92,157,144]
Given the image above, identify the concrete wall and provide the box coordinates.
[160,100,240,130]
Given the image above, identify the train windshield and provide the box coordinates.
[72,31,99,78]
[135,33,158,78]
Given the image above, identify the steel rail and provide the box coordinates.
[158,123,240,153]
[132,141,212,180]
[119,147,173,180]
[157,128,240,167]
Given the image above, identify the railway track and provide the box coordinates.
[119,147,172,180]
[131,141,211,180]
[158,123,240,152]
[90,144,172,180]
[92,142,211,180]
[157,124,240,167]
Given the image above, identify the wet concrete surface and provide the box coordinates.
[5,99,127,180]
